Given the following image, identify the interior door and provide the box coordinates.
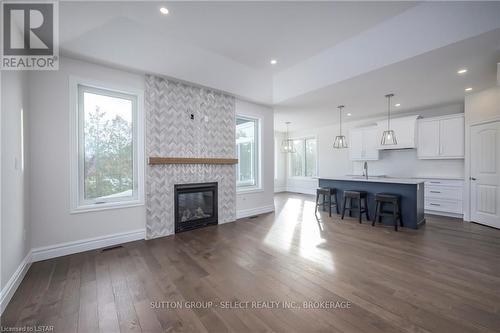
[471,120,500,229]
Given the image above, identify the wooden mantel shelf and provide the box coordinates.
[148,157,238,165]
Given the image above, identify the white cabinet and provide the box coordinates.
[376,115,419,150]
[417,121,439,158]
[349,126,379,161]
[423,178,464,217]
[417,114,464,159]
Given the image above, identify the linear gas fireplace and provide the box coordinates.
[174,182,218,233]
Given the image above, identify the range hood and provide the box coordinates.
[376,115,420,150]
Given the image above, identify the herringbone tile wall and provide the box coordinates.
[145,75,236,239]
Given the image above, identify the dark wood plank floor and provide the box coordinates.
[2,192,500,333]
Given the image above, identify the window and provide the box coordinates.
[289,137,317,178]
[71,82,144,212]
[236,116,259,189]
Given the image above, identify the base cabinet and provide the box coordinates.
[423,178,464,217]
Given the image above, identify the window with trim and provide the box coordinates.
[289,137,317,178]
[72,83,143,211]
[236,116,259,189]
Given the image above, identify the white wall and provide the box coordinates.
[464,86,500,221]
[282,104,465,194]
[1,71,30,297]
[235,99,275,218]
[28,58,146,249]
[28,57,276,249]
[273,131,287,192]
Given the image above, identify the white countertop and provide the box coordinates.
[319,176,424,185]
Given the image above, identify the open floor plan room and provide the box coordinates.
[2,193,500,332]
[1,1,500,332]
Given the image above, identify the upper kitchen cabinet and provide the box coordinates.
[417,114,464,159]
[349,126,379,161]
[376,115,419,150]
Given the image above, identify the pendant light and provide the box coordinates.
[381,93,397,145]
[333,105,348,149]
[281,122,296,153]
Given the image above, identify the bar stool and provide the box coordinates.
[341,191,370,223]
[315,187,339,217]
[373,193,402,231]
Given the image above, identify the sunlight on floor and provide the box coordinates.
[263,195,335,272]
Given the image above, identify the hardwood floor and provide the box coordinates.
[2,192,500,333]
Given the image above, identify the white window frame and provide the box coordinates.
[288,136,318,179]
[236,114,262,193]
[69,77,144,213]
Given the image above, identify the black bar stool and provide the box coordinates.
[341,191,370,223]
[373,193,402,231]
[315,187,339,217]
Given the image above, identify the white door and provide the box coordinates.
[440,116,464,158]
[471,121,500,229]
[417,120,440,158]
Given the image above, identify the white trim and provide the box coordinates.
[236,113,262,192]
[237,204,275,219]
[464,116,500,222]
[31,229,145,262]
[0,251,32,315]
[274,186,287,193]
[425,211,464,219]
[70,201,144,214]
[69,76,145,214]
[236,188,265,195]
[286,186,316,195]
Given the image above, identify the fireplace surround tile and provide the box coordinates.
[145,75,236,239]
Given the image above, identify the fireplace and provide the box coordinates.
[174,182,218,233]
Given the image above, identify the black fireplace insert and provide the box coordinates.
[174,182,218,233]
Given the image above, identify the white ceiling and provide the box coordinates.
[58,1,500,128]
[60,1,415,71]
[275,29,500,131]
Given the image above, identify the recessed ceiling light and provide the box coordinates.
[160,7,169,15]
[394,103,401,107]
[270,59,277,65]
[346,113,352,116]
[465,87,473,92]
[457,68,468,75]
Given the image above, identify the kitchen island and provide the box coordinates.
[318,177,425,229]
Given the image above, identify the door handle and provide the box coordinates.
[430,191,441,193]
[470,177,477,181]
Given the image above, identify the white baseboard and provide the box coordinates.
[286,186,316,195]
[31,229,145,262]
[237,204,275,219]
[425,210,464,219]
[0,251,32,315]
[274,186,287,193]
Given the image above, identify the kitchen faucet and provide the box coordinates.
[363,161,368,179]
